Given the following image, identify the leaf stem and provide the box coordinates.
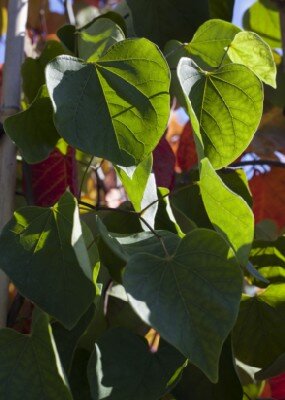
[78,200,170,258]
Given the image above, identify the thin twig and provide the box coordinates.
[78,156,95,200]
[139,192,169,216]
[232,160,285,168]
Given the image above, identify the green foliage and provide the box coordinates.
[124,229,242,382]
[0,309,72,399]
[0,192,96,329]
[177,59,263,168]
[1,5,283,399]
[87,328,185,399]
[46,38,170,166]
[4,85,60,163]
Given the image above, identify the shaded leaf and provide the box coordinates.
[126,0,209,49]
[250,236,285,286]
[0,192,95,329]
[46,38,170,167]
[208,0,235,21]
[228,31,276,88]
[0,309,72,399]
[172,336,243,400]
[124,229,243,382]
[69,349,92,400]
[199,158,254,267]
[87,328,186,400]
[52,303,96,374]
[4,85,60,163]
[255,352,285,380]
[177,58,263,168]
[233,284,285,368]
[155,188,186,235]
[22,40,65,103]
[57,24,76,54]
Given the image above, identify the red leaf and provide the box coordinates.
[25,147,78,206]
[176,122,198,172]
[153,136,176,190]
[249,168,285,229]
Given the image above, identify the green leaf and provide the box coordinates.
[243,0,281,48]
[233,284,285,367]
[172,336,243,400]
[57,24,77,54]
[199,158,254,267]
[155,187,186,236]
[69,349,92,400]
[0,309,72,399]
[250,236,285,286]
[218,168,253,208]
[78,17,125,62]
[265,64,285,107]
[96,216,180,283]
[208,0,235,21]
[116,155,158,230]
[177,59,263,168]
[52,303,96,374]
[4,85,60,163]
[124,229,243,382]
[0,192,95,329]
[46,38,170,167]
[87,328,186,400]
[22,40,65,103]
[126,0,210,48]
[187,19,241,67]
[228,32,276,88]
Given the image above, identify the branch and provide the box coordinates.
[231,160,285,168]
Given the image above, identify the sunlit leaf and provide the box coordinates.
[46,38,170,167]
[228,31,276,88]
[177,58,263,168]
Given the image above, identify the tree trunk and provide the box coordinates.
[0,0,28,328]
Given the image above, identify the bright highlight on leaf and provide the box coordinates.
[228,31,277,88]
[187,19,241,67]
[177,58,263,168]
[46,38,170,167]
[124,229,243,382]
[4,85,60,163]
[199,158,254,267]
[0,192,95,329]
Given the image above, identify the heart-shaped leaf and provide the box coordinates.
[4,85,60,163]
[177,58,263,168]
[228,31,276,88]
[199,158,254,267]
[124,229,243,382]
[0,309,72,399]
[0,192,95,329]
[46,38,170,167]
[87,328,186,400]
